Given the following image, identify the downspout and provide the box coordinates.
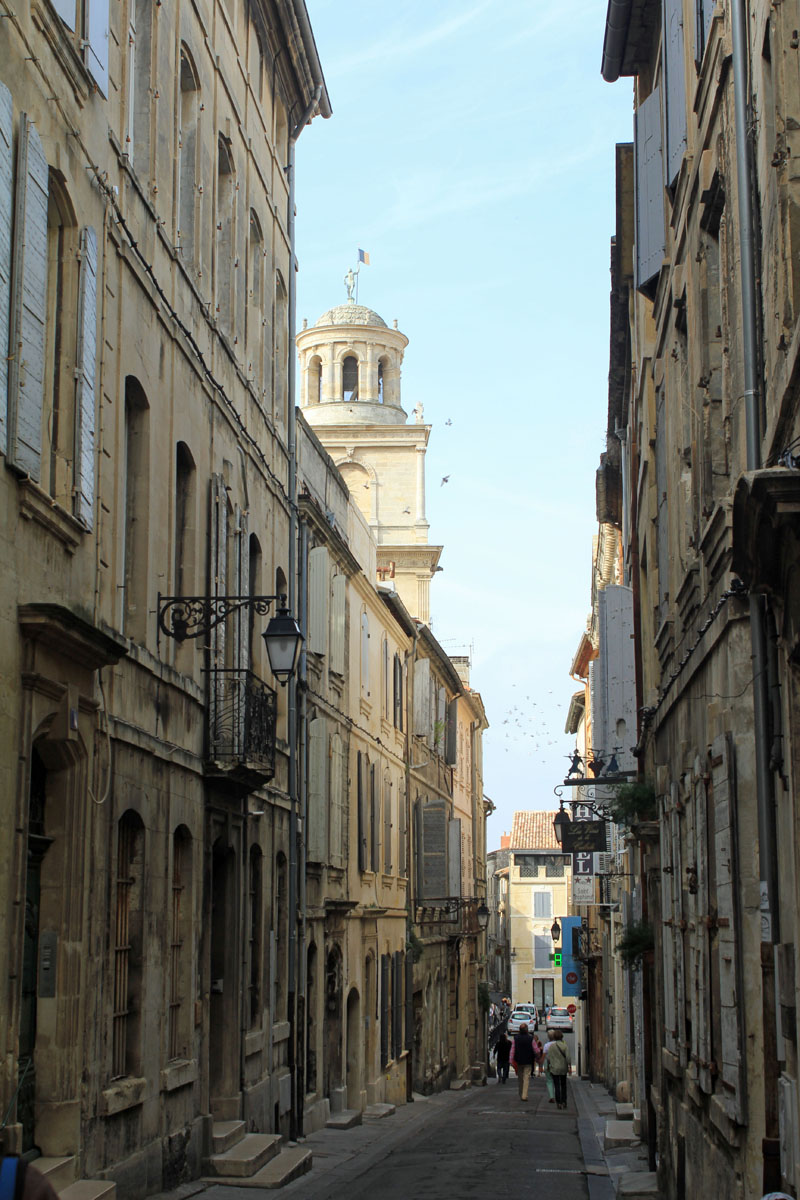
[404,626,418,1101]
[297,517,309,1138]
[730,0,780,1181]
[286,83,322,1145]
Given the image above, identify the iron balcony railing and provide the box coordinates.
[206,668,277,780]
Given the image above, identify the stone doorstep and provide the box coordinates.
[203,1147,312,1190]
[615,1102,635,1120]
[449,1080,470,1091]
[37,1158,76,1192]
[603,1119,640,1150]
[205,1133,281,1177]
[363,1103,396,1119]
[211,1120,247,1155]
[616,1170,661,1198]
[325,1109,362,1130]
[58,1183,116,1200]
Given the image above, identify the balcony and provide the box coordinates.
[205,668,277,788]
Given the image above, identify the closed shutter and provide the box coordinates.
[413,657,430,736]
[383,774,392,873]
[393,654,403,729]
[8,114,48,481]
[236,506,249,672]
[397,779,407,877]
[534,934,551,969]
[392,951,402,1061]
[380,955,389,1067]
[445,697,457,766]
[435,685,445,751]
[308,546,329,655]
[655,388,669,623]
[404,955,414,1052]
[307,717,328,863]
[420,799,447,899]
[86,0,110,96]
[533,891,552,918]
[634,86,665,295]
[447,817,461,898]
[370,762,379,871]
[663,0,687,187]
[691,769,713,1093]
[74,226,97,528]
[357,752,367,872]
[0,82,13,456]
[712,733,746,1122]
[329,733,346,868]
[209,474,227,733]
[695,0,715,65]
[330,573,345,674]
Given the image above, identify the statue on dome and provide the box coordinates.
[344,267,356,302]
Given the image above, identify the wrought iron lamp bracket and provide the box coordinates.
[157,593,283,646]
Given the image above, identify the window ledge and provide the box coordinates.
[160,1059,197,1092]
[17,478,86,553]
[100,1076,147,1115]
[245,1028,264,1057]
[272,1020,290,1044]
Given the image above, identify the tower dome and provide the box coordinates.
[297,300,409,427]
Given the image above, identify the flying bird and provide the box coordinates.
[441,475,450,486]
[445,419,452,426]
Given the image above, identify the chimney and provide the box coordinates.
[500,832,510,849]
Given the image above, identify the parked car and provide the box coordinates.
[544,1005,573,1032]
[507,1007,537,1034]
[511,1002,539,1030]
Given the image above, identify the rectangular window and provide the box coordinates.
[533,891,552,918]
[518,855,538,878]
[534,934,552,969]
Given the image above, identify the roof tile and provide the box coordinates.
[510,811,560,850]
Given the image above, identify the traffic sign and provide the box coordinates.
[565,971,578,985]
[567,1003,577,1015]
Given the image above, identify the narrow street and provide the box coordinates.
[203,1078,624,1200]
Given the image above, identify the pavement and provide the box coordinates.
[155,1075,653,1200]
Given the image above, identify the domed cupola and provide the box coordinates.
[297,293,409,428]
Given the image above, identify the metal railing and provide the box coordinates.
[207,668,277,778]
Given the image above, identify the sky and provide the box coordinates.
[294,0,634,846]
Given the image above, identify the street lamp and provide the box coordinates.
[551,919,561,944]
[553,805,572,845]
[261,602,304,684]
[476,901,490,930]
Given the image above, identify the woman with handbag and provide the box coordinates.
[545,1029,572,1109]
[512,1023,536,1101]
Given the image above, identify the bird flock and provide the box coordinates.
[493,687,566,763]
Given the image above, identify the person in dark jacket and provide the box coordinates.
[513,1023,536,1100]
[494,1030,512,1084]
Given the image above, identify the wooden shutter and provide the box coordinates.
[357,752,367,872]
[405,955,414,1052]
[209,474,227,732]
[663,0,687,187]
[634,86,665,295]
[655,388,669,622]
[383,774,392,873]
[392,951,402,1061]
[413,657,430,736]
[447,817,461,898]
[308,546,329,655]
[330,573,345,674]
[445,697,458,766]
[0,82,13,456]
[86,0,110,96]
[420,800,447,899]
[329,733,345,868]
[307,717,328,863]
[534,934,551,969]
[393,654,403,730]
[397,779,407,877]
[695,0,715,65]
[660,800,678,1058]
[370,762,379,871]
[360,611,370,696]
[435,685,445,751]
[52,0,76,28]
[712,733,746,1123]
[380,955,389,1067]
[236,506,249,672]
[74,226,98,528]
[8,114,48,481]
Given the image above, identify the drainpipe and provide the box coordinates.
[404,627,418,1101]
[286,84,322,1145]
[296,518,309,1138]
[730,0,781,1179]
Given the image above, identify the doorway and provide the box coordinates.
[209,839,238,1109]
[345,988,361,1111]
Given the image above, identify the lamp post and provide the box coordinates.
[551,918,561,944]
[553,805,572,846]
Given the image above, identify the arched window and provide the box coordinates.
[248,533,262,669]
[274,272,288,427]
[178,48,200,268]
[377,359,385,403]
[247,210,264,386]
[174,442,196,598]
[216,136,236,335]
[248,845,263,1027]
[342,355,358,402]
[168,826,192,1060]
[123,378,150,641]
[113,811,145,1078]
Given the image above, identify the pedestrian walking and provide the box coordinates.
[532,1034,544,1075]
[545,1029,571,1109]
[494,1030,511,1084]
[512,1023,536,1101]
[542,1032,556,1102]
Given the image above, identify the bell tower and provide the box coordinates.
[297,296,441,622]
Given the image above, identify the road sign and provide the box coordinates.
[565,971,578,985]
[573,874,594,903]
[567,1003,577,1015]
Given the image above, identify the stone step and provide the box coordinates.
[604,1119,640,1150]
[616,1102,635,1120]
[37,1158,76,1192]
[211,1120,247,1155]
[59,1181,116,1200]
[617,1170,662,1198]
[449,1079,470,1091]
[325,1109,362,1130]
[205,1133,281,1177]
[212,1147,312,1189]
[364,1103,395,1120]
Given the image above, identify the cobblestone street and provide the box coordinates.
[197,1078,641,1200]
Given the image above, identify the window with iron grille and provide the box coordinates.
[517,855,538,878]
[113,811,144,1078]
[545,854,566,878]
[168,827,191,1060]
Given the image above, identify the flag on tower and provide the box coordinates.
[358,249,370,266]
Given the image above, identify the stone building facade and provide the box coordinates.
[595,0,800,1194]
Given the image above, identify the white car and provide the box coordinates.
[544,1005,573,1032]
[510,1002,539,1030]
[507,1007,537,1034]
